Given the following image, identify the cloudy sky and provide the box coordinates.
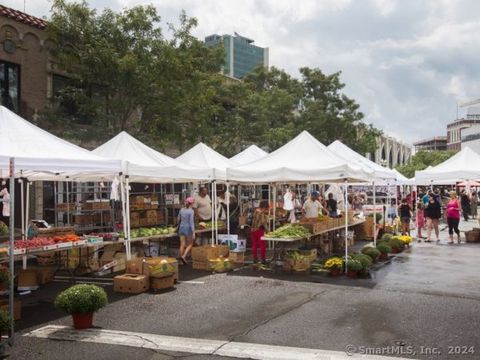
[7,0,480,144]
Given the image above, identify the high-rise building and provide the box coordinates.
[413,136,447,152]
[205,33,269,79]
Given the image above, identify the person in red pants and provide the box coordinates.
[251,200,269,263]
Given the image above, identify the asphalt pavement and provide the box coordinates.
[6,218,480,360]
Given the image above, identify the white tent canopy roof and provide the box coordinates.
[92,131,213,182]
[230,145,268,165]
[0,106,121,179]
[415,147,480,185]
[328,140,396,181]
[177,142,232,180]
[226,131,371,183]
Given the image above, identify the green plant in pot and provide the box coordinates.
[55,284,108,329]
[361,247,380,262]
[389,237,404,253]
[376,243,392,260]
[381,233,393,242]
[346,259,362,278]
[352,253,372,275]
[0,309,10,336]
[0,270,10,291]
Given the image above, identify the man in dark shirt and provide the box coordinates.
[326,193,338,217]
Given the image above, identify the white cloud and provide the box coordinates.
[4,0,480,145]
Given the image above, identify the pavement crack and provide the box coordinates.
[233,290,327,340]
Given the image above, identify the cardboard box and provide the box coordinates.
[113,253,127,272]
[113,274,149,294]
[150,275,174,291]
[35,267,56,284]
[0,299,21,321]
[18,269,39,290]
[192,261,208,270]
[191,245,228,261]
[229,252,245,264]
[282,258,311,272]
[126,257,145,274]
[143,257,178,281]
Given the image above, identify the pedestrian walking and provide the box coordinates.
[446,191,461,244]
[470,191,478,219]
[416,200,425,240]
[460,190,470,221]
[326,193,338,218]
[398,198,412,236]
[178,197,196,264]
[251,200,269,263]
[424,192,441,243]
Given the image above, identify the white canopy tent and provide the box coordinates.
[328,140,396,181]
[415,147,480,185]
[327,140,396,245]
[227,131,371,183]
[227,131,372,272]
[176,142,233,180]
[92,131,213,182]
[0,106,122,178]
[230,145,268,165]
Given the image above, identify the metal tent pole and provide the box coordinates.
[25,180,30,240]
[226,182,230,235]
[125,176,132,260]
[344,179,349,274]
[215,182,219,244]
[20,178,24,240]
[373,181,377,246]
[8,158,15,345]
[210,181,214,245]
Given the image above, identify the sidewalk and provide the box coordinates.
[374,218,480,298]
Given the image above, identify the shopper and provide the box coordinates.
[446,191,461,244]
[178,197,196,264]
[218,190,239,234]
[398,198,412,236]
[416,200,425,241]
[303,191,325,219]
[251,200,269,263]
[470,190,478,220]
[194,187,212,221]
[352,194,364,211]
[424,193,441,243]
[460,190,470,221]
[326,193,338,217]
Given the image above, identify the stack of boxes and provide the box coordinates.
[191,245,229,270]
[129,195,163,227]
[113,256,179,294]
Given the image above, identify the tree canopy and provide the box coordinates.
[395,150,457,178]
[42,0,382,157]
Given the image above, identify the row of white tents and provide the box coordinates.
[3,105,480,261]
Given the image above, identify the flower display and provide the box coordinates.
[323,257,344,270]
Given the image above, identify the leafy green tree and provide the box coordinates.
[395,150,457,178]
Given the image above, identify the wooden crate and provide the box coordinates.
[282,258,311,272]
[192,261,209,270]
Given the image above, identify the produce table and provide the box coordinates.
[261,219,365,263]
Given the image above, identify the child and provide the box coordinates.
[416,200,425,241]
[398,198,412,236]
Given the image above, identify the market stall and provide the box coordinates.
[0,106,123,346]
[226,131,372,272]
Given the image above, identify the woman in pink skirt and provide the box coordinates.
[416,200,425,241]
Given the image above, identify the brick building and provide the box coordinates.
[0,5,51,119]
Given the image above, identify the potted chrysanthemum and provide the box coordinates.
[323,257,344,277]
[55,284,108,329]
